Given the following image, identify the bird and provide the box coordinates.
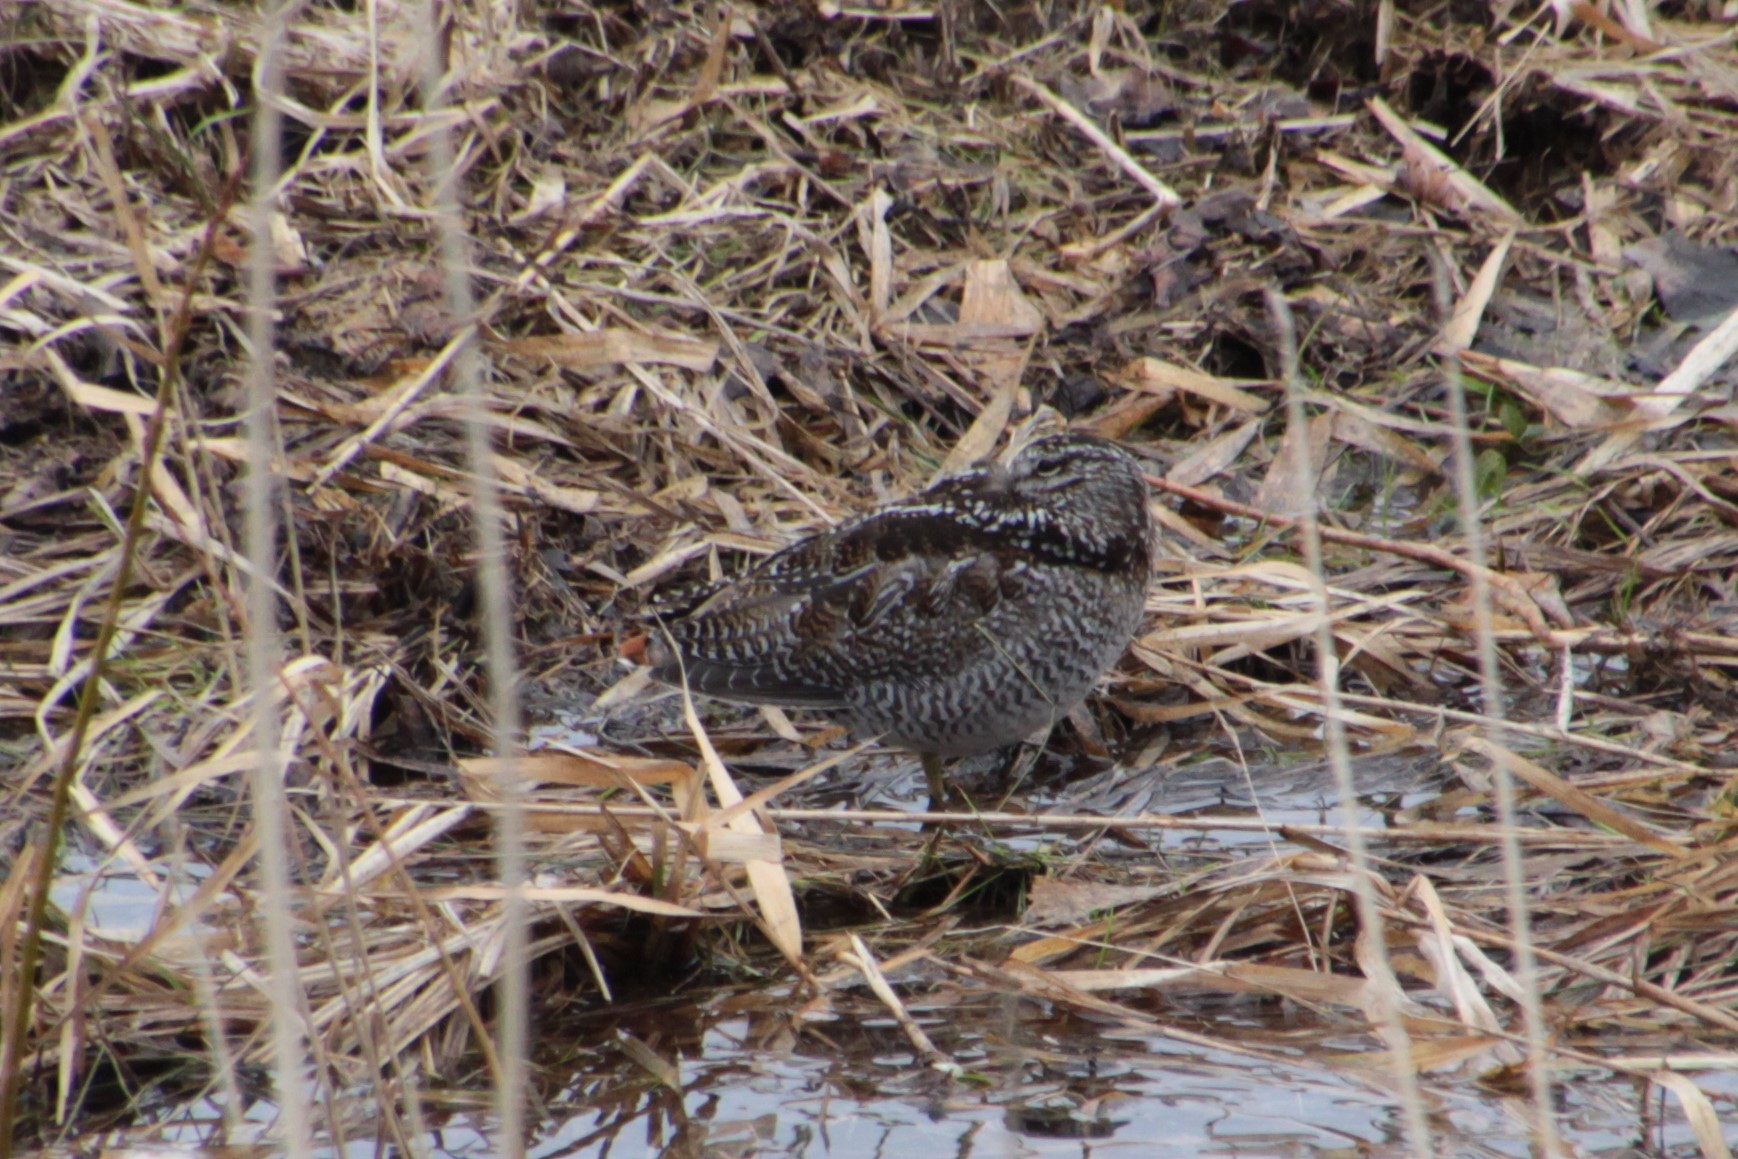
[647,430,1154,805]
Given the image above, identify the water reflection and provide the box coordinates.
[67,975,1729,1158]
[464,992,1714,1159]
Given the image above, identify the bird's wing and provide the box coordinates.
[650,496,1021,706]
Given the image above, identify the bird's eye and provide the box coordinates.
[1033,458,1065,478]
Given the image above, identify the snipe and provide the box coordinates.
[648,431,1154,803]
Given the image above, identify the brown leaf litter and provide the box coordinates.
[2,0,1737,1146]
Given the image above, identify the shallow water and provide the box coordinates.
[95,999,1730,1158]
[475,988,1729,1159]
[44,752,1738,1159]
[69,956,1737,1159]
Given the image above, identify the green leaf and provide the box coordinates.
[1498,397,1529,442]
[1475,448,1507,501]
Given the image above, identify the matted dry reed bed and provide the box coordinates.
[2,0,1736,1150]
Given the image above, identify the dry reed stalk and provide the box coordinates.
[2,0,1736,1152]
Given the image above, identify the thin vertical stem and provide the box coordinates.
[0,88,245,1159]
[415,3,528,1154]
[1432,249,1561,1158]
[0,365,171,1159]
[1266,285,1433,1157]
[244,3,314,1156]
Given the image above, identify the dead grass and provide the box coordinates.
[1,0,1737,1152]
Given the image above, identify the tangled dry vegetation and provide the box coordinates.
[2,0,1738,1147]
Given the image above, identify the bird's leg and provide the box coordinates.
[922,753,951,811]
[992,743,1042,810]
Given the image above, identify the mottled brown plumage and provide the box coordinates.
[649,432,1153,796]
